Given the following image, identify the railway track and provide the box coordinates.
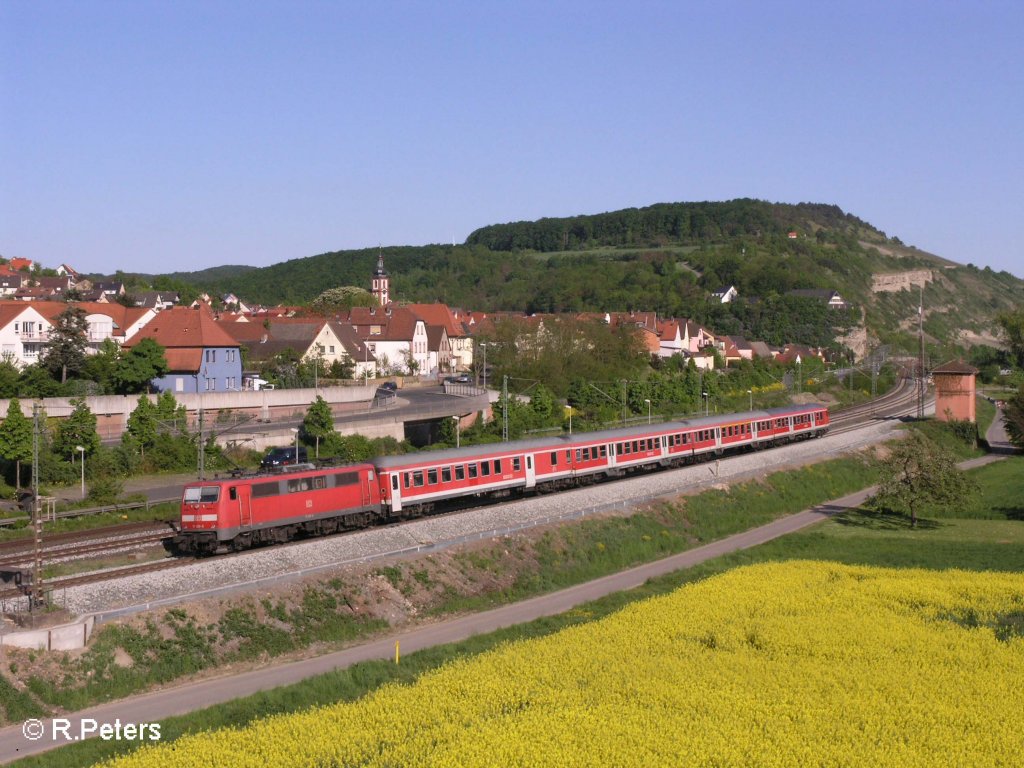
[2,379,931,603]
[0,522,173,569]
[829,374,925,434]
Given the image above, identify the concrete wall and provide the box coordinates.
[0,385,378,440]
[0,615,95,651]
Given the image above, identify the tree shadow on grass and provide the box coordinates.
[995,506,1024,521]
[833,508,941,530]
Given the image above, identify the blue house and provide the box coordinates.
[125,304,243,394]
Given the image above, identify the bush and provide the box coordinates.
[87,474,124,505]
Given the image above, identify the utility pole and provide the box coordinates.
[917,284,925,419]
[502,375,509,442]
[197,407,205,480]
[31,404,43,610]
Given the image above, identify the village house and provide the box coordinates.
[124,304,243,393]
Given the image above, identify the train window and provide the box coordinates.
[566,450,571,463]
[413,471,424,487]
[404,473,411,489]
[251,481,279,499]
[632,440,638,453]
[481,462,491,477]
[287,478,310,493]
[455,465,465,481]
[575,449,581,462]
[512,457,521,471]
[392,475,398,490]
[312,476,327,490]
[333,472,357,487]
[469,464,478,479]
[582,447,590,461]
[198,486,219,503]
[551,451,558,465]
[428,469,438,485]
[442,467,452,483]
[600,445,607,458]
[617,442,624,455]
[494,459,502,474]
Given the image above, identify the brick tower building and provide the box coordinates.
[932,360,979,423]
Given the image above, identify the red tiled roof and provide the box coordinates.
[407,304,466,337]
[165,348,204,372]
[126,305,238,349]
[932,360,979,375]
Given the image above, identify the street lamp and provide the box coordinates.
[702,391,709,416]
[75,445,85,499]
[479,342,490,388]
[747,389,753,411]
[452,415,460,448]
[644,398,651,424]
[290,427,299,465]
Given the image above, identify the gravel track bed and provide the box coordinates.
[61,421,901,616]
[3,532,168,565]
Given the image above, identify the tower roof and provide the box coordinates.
[374,251,388,277]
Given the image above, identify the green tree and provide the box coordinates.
[301,395,335,458]
[870,430,975,528]
[996,309,1024,368]
[113,338,169,394]
[309,286,377,314]
[0,355,20,397]
[55,397,100,460]
[1003,386,1024,450]
[42,304,88,384]
[83,338,121,394]
[126,395,158,459]
[0,399,33,490]
[18,363,61,397]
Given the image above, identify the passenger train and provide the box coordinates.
[173,403,829,554]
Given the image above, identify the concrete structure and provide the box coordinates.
[0,615,95,651]
[933,360,979,423]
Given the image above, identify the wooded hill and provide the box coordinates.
[140,199,1022,358]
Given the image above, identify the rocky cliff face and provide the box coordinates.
[871,270,933,293]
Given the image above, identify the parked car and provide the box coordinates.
[377,381,398,392]
[446,374,470,384]
[260,446,308,469]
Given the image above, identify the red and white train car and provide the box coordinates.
[174,403,829,553]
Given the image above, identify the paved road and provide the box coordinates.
[2,429,1015,763]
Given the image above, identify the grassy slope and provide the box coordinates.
[12,453,1022,768]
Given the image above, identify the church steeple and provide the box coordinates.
[371,247,390,306]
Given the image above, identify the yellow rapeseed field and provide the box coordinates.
[101,562,1024,767]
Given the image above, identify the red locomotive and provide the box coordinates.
[174,403,829,554]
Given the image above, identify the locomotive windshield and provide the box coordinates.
[183,486,220,504]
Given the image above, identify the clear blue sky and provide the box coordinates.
[2,1,1022,278]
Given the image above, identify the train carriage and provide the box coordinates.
[174,402,830,554]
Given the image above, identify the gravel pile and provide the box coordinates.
[64,420,902,617]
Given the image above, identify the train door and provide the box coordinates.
[361,470,373,508]
[233,485,253,528]
[525,454,536,489]
[389,473,403,513]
